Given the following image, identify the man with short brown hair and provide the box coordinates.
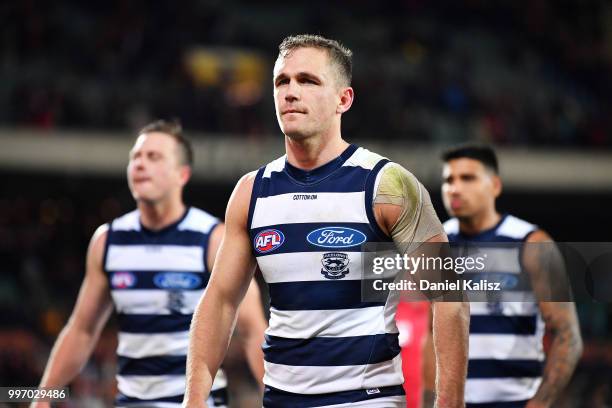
[34,120,267,408]
[185,35,469,408]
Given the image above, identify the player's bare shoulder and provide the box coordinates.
[89,224,109,258]
[84,224,110,279]
[226,171,259,228]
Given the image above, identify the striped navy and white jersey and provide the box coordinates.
[103,207,228,408]
[444,214,544,408]
[248,144,406,408]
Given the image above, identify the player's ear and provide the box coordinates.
[492,174,502,198]
[337,86,354,114]
[179,165,191,186]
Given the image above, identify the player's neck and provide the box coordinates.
[138,199,186,231]
[285,133,349,171]
[459,210,501,236]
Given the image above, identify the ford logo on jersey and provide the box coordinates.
[111,272,137,289]
[153,272,202,290]
[307,227,367,248]
[254,229,285,253]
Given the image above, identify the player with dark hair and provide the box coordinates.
[185,34,469,408]
[33,119,267,407]
[441,144,583,408]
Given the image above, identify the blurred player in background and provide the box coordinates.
[441,145,583,408]
[32,119,267,407]
[184,34,469,407]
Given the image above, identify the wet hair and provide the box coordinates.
[278,34,353,86]
[138,119,193,166]
[442,144,499,174]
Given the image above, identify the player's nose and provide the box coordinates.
[285,80,300,101]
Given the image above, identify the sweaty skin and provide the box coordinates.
[375,163,444,252]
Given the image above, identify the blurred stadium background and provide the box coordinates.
[1,0,611,406]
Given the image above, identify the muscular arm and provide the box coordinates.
[184,173,258,407]
[206,221,267,389]
[374,163,469,407]
[524,231,583,408]
[235,280,267,386]
[33,225,114,406]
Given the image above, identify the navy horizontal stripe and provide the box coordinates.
[250,222,377,256]
[268,280,385,310]
[468,359,543,379]
[107,229,208,246]
[117,313,192,333]
[259,166,370,198]
[263,384,404,408]
[263,333,400,366]
[470,315,537,335]
[108,271,209,290]
[467,400,529,408]
[118,355,186,376]
[116,387,228,406]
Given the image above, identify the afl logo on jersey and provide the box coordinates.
[111,272,137,289]
[154,272,202,290]
[254,229,285,253]
[307,227,367,248]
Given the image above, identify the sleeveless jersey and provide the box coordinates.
[444,214,544,408]
[104,207,227,407]
[248,145,406,407]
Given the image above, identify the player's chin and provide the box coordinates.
[283,127,310,141]
[131,188,157,202]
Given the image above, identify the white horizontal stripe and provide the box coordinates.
[117,371,227,400]
[342,147,384,171]
[258,252,364,283]
[264,354,403,394]
[262,155,286,178]
[178,208,218,233]
[469,334,545,360]
[318,396,406,407]
[117,375,185,400]
[113,210,141,231]
[384,290,401,334]
[107,245,204,271]
[117,332,189,358]
[470,301,539,316]
[112,290,203,314]
[466,377,541,403]
[267,306,388,338]
[251,192,368,228]
[497,215,536,240]
[116,402,181,408]
[211,370,227,391]
[477,247,522,274]
[443,218,459,235]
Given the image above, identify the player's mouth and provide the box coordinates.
[133,177,152,184]
[450,199,463,210]
[282,109,306,115]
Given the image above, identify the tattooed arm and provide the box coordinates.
[523,230,583,408]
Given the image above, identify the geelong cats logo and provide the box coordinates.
[321,252,350,280]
